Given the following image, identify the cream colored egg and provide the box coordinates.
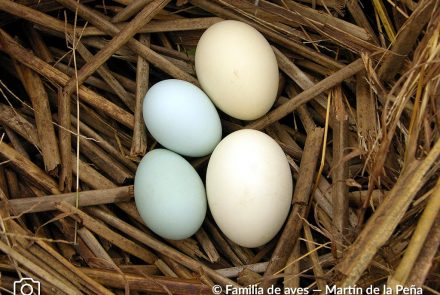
[206,129,293,248]
[195,20,279,120]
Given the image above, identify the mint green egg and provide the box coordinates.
[134,149,207,240]
[143,79,222,157]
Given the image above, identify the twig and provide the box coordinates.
[74,41,135,111]
[407,212,440,286]
[0,104,40,148]
[56,0,198,85]
[0,28,134,128]
[205,219,243,267]
[81,267,211,294]
[0,142,60,195]
[194,227,220,263]
[130,34,150,157]
[346,0,380,45]
[283,241,300,289]
[13,59,60,174]
[60,0,171,97]
[70,115,137,172]
[303,224,327,291]
[0,186,133,215]
[112,0,154,23]
[0,0,74,34]
[262,127,324,288]
[56,202,158,265]
[387,177,440,286]
[378,0,436,81]
[356,71,377,158]
[86,206,240,288]
[246,59,364,130]
[331,86,349,249]
[0,239,81,294]
[335,137,440,286]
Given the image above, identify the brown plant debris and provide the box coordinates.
[0,0,439,294]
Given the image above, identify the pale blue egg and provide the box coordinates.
[143,79,222,157]
[134,149,207,240]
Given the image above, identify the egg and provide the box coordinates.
[206,129,293,247]
[195,20,279,121]
[143,79,222,157]
[134,149,207,240]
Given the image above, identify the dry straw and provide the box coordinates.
[0,0,439,294]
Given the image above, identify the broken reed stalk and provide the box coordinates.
[346,0,381,45]
[0,186,133,215]
[58,85,72,192]
[262,127,324,288]
[331,86,349,249]
[195,227,221,263]
[77,227,118,270]
[226,239,254,265]
[72,153,117,190]
[0,101,129,198]
[131,33,150,157]
[3,127,30,159]
[378,0,436,81]
[59,0,153,192]
[356,70,377,156]
[54,62,133,97]
[335,136,440,286]
[387,177,440,286]
[406,212,440,286]
[283,241,300,289]
[204,219,243,266]
[0,160,116,294]
[13,62,61,174]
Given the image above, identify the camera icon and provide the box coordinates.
[13,278,40,295]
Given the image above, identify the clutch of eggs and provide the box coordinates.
[134,20,293,247]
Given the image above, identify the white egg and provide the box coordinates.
[195,20,279,120]
[206,129,293,247]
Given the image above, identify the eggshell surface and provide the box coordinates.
[206,130,293,247]
[195,20,279,120]
[143,79,222,157]
[134,149,207,240]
